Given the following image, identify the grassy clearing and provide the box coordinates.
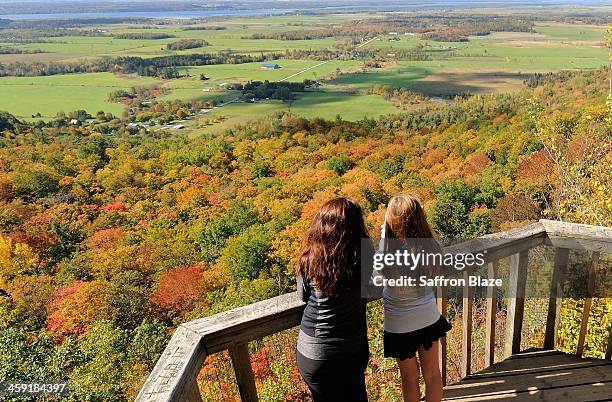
[0,73,159,118]
[290,89,400,120]
[332,66,432,90]
[188,88,400,135]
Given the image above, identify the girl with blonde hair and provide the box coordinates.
[381,193,451,402]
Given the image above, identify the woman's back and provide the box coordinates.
[297,276,368,360]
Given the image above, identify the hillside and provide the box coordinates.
[0,67,610,400]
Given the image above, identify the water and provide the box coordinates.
[0,8,297,21]
[0,0,606,21]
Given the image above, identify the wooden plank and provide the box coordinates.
[437,286,448,386]
[444,381,612,402]
[462,268,473,378]
[505,251,528,357]
[445,365,612,400]
[201,311,303,354]
[444,351,612,401]
[184,292,305,353]
[136,325,206,402]
[229,343,259,402]
[510,381,612,401]
[469,357,610,380]
[544,235,612,253]
[540,219,612,245]
[456,350,609,380]
[544,248,570,350]
[186,292,304,336]
[485,261,498,367]
[577,252,599,357]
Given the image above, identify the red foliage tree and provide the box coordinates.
[47,281,104,338]
[515,150,557,185]
[101,201,128,212]
[88,228,127,251]
[150,264,204,318]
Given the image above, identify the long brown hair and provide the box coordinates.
[298,198,369,297]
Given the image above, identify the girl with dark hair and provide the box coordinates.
[296,198,372,402]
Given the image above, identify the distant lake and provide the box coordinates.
[1,0,604,21]
[0,8,297,20]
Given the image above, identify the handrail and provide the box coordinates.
[136,219,612,402]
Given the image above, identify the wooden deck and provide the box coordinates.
[443,349,612,401]
[137,220,612,402]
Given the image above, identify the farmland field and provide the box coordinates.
[0,73,159,118]
[0,11,609,122]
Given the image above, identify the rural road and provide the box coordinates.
[278,36,378,82]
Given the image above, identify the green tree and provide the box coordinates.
[252,159,272,179]
[429,196,468,238]
[128,320,169,370]
[10,163,60,198]
[325,154,353,176]
[105,271,151,330]
[68,321,128,401]
[222,223,274,282]
[461,209,492,239]
[0,328,64,383]
[195,201,259,262]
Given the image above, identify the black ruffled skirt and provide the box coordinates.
[384,316,452,361]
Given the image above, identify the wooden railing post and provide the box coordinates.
[436,286,447,385]
[185,381,203,402]
[461,268,473,378]
[577,252,599,356]
[229,343,259,402]
[606,324,612,360]
[505,250,528,357]
[544,248,570,350]
[485,261,498,367]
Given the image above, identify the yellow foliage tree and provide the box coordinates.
[0,235,38,289]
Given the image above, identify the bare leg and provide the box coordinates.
[418,341,443,402]
[397,357,420,402]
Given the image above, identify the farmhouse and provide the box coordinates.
[260,63,280,70]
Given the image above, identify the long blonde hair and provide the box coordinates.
[383,194,441,276]
[382,193,442,286]
[384,193,435,240]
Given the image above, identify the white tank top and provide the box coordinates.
[379,224,441,333]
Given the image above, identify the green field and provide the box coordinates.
[0,73,159,118]
[185,88,401,135]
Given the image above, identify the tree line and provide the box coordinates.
[166,39,209,51]
[0,52,282,78]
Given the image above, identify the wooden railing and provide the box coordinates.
[136,220,612,402]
